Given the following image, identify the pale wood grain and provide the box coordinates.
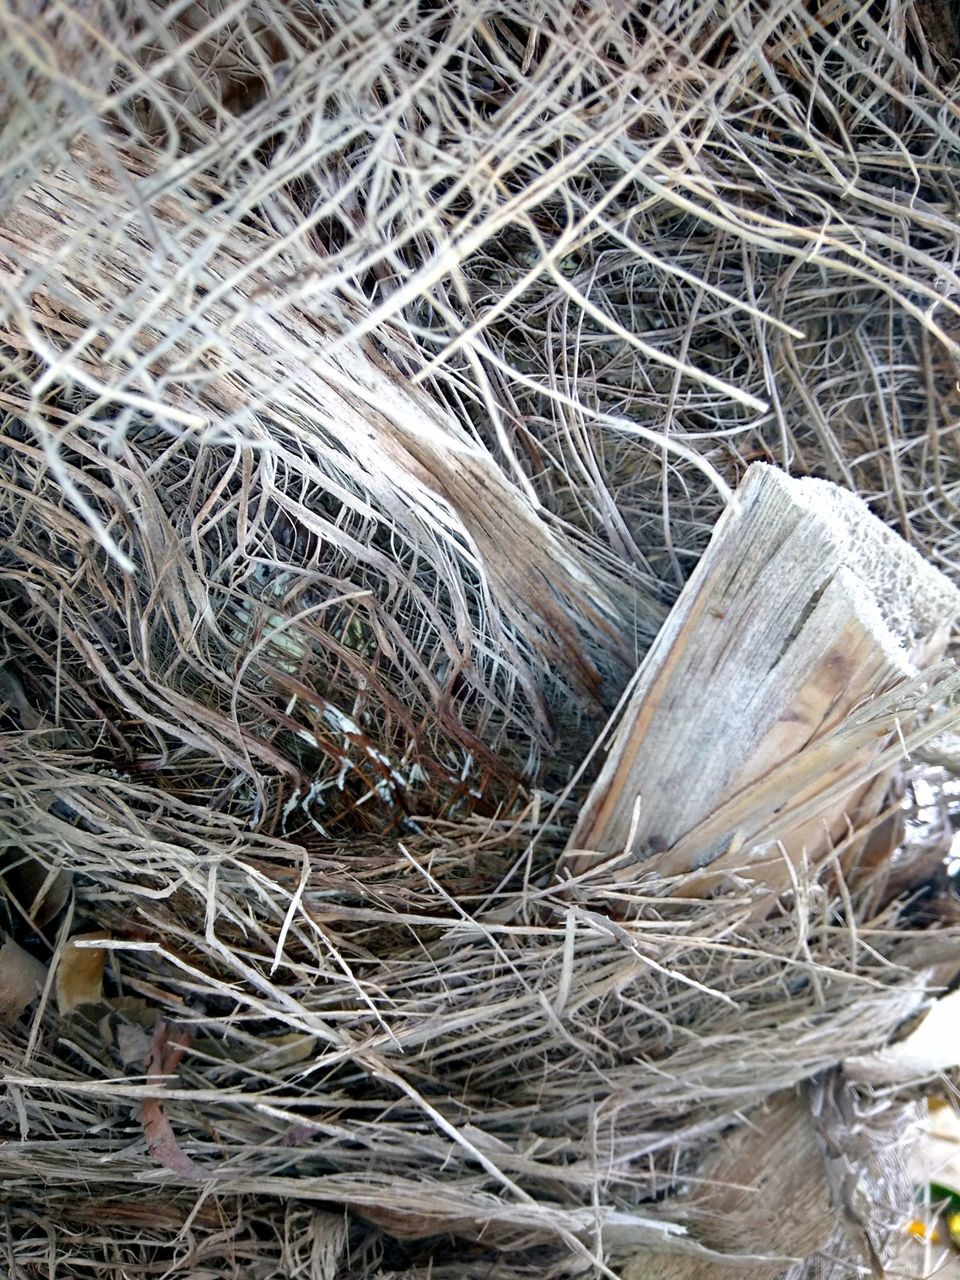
[563,463,960,899]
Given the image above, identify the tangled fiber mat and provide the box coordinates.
[2,1,960,1276]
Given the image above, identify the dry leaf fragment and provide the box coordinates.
[1,852,72,929]
[142,1017,205,1178]
[55,931,109,1015]
[0,935,47,1024]
[98,997,156,1067]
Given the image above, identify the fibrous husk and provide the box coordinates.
[2,1,960,1278]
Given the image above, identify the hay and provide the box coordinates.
[1,0,960,1277]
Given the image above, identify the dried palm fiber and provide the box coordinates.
[2,731,958,1273]
[1,1,960,1279]
[0,130,652,822]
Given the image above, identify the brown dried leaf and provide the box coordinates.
[2,853,72,928]
[0,935,46,1024]
[142,1017,204,1178]
[55,930,109,1015]
[98,997,157,1067]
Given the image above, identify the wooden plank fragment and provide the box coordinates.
[562,464,960,897]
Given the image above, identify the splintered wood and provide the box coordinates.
[564,463,960,1279]
[563,463,960,900]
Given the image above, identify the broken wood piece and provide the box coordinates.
[562,463,960,898]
